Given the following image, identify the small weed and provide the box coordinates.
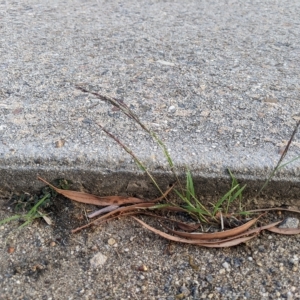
[212,170,246,216]
[0,193,50,229]
[174,170,211,222]
[0,178,71,230]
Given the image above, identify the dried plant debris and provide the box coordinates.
[36,177,300,247]
[33,89,300,248]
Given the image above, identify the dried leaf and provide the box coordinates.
[176,222,201,232]
[209,220,282,242]
[266,227,300,235]
[152,184,175,202]
[71,202,156,233]
[38,177,145,206]
[42,215,53,226]
[246,207,300,214]
[158,205,200,219]
[132,217,258,247]
[139,211,201,231]
[199,234,258,248]
[163,217,259,240]
[88,205,119,218]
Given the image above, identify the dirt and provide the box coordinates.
[0,195,300,300]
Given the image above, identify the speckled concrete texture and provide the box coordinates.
[1,0,300,199]
[1,201,300,300]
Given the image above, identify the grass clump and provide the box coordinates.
[0,193,50,229]
[76,86,300,225]
[0,179,71,230]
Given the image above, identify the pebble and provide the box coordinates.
[256,261,263,267]
[289,256,299,265]
[91,245,98,251]
[156,60,175,66]
[279,263,284,271]
[279,217,299,229]
[55,139,65,148]
[292,266,298,272]
[219,269,226,274]
[191,285,199,298]
[137,265,148,272]
[206,275,213,283]
[7,247,15,254]
[107,238,116,246]
[168,105,176,113]
[90,252,107,268]
[233,258,242,267]
[222,262,231,271]
[79,288,85,295]
[50,241,56,247]
[179,285,190,297]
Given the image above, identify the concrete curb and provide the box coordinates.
[1,0,300,203]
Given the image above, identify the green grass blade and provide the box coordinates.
[0,194,50,230]
[174,189,195,209]
[189,192,211,215]
[256,121,300,197]
[18,219,32,229]
[186,170,195,202]
[277,155,300,171]
[226,184,246,213]
[25,194,50,219]
[152,133,174,168]
[182,205,209,215]
[229,185,246,204]
[213,185,239,215]
[257,155,300,196]
[228,169,238,188]
[0,215,21,225]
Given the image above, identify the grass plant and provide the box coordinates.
[0,179,70,230]
[77,87,300,225]
[0,193,50,229]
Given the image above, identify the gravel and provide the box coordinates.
[1,196,300,299]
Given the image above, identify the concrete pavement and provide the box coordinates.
[1,0,300,201]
